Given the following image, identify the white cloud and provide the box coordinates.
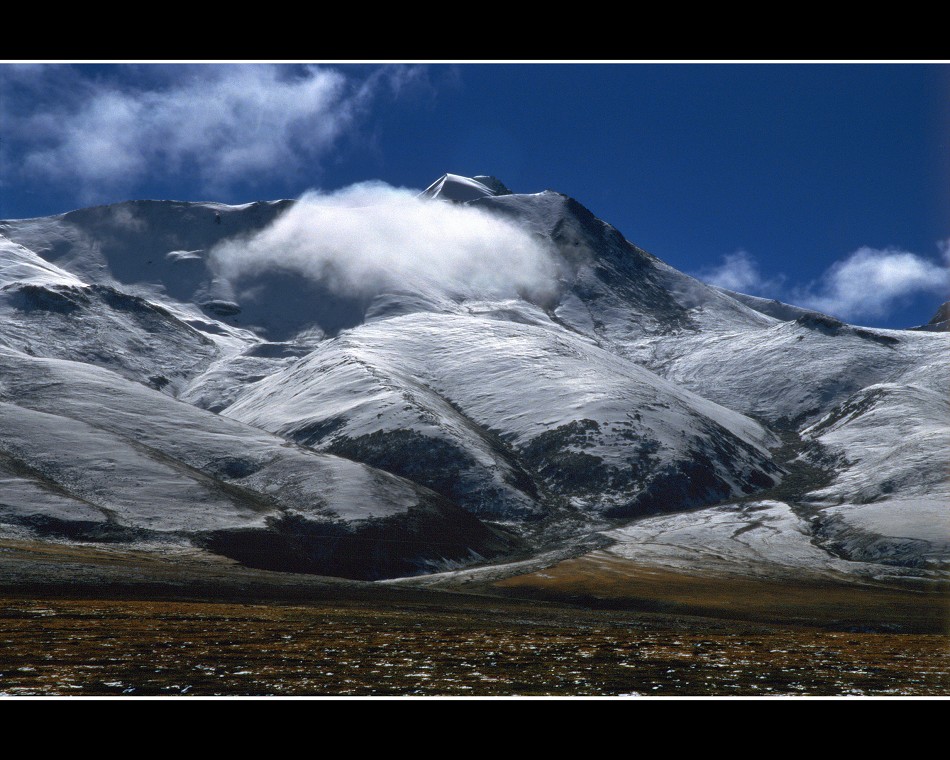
[9,64,412,200]
[694,250,784,295]
[694,244,949,323]
[795,246,950,321]
[210,183,560,306]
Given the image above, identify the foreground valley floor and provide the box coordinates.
[1,540,946,697]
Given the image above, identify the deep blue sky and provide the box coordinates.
[2,62,947,328]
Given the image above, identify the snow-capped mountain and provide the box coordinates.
[1,173,946,581]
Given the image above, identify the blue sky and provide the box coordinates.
[1,62,947,328]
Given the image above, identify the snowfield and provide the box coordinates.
[0,346,521,578]
[602,499,947,583]
[0,173,945,582]
[604,501,877,580]
[219,307,781,519]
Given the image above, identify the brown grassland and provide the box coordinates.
[0,539,947,697]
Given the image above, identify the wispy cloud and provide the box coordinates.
[794,245,950,321]
[696,244,949,323]
[211,182,560,306]
[2,64,419,201]
[693,250,785,295]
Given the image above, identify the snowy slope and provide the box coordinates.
[0,346,520,578]
[0,203,287,392]
[0,173,945,583]
[589,364,949,581]
[0,199,305,351]
[714,287,829,323]
[636,316,943,426]
[911,301,950,332]
[0,200,292,300]
[0,235,85,288]
[462,181,947,578]
[468,190,774,339]
[218,305,781,523]
[466,189,944,429]
[601,500,942,582]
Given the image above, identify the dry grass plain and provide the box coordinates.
[0,540,946,697]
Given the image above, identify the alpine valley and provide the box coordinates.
[1,174,947,695]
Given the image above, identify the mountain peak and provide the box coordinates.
[471,175,513,196]
[911,300,950,332]
[420,173,510,203]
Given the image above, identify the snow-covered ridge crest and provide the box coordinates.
[0,235,86,288]
[420,173,509,202]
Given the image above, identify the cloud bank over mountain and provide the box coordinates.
[210,182,560,305]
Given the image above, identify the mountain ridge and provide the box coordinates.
[0,174,945,582]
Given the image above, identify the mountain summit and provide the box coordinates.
[0,174,946,582]
[420,173,512,202]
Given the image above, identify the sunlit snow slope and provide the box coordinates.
[1,172,945,581]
